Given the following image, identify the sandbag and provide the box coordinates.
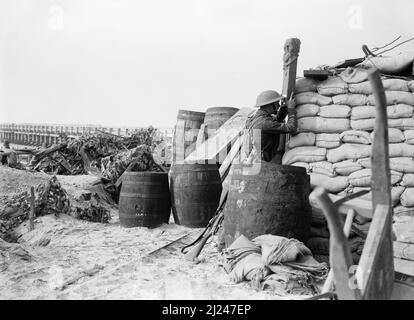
[291,162,311,172]
[409,80,414,93]
[393,215,414,243]
[311,210,327,226]
[309,173,349,193]
[367,91,414,107]
[350,106,376,120]
[296,77,318,93]
[349,237,365,253]
[351,118,414,131]
[296,92,333,106]
[307,237,329,255]
[318,105,351,118]
[388,143,414,157]
[339,67,369,84]
[332,94,368,107]
[281,146,327,165]
[351,118,375,131]
[287,132,315,149]
[313,255,330,265]
[298,117,350,133]
[371,128,405,144]
[333,159,364,176]
[401,174,414,187]
[400,188,414,207]
[357,52,414,75]
[229,253,266,283]
[340,130,371,145]
[316,77,348,96]
[358,157,414,173]
[404,130,414,144]
[349,168,402,187]
[352,186,405,207]
[349,78,410,95]
[296,104,320,118]
[387,118,414,130]
[310,226,330,238]
[386,104,414,118]
[327,144,371,162]
[310,161,336,177]
[394,205,414,217]
[315,133,341,149]
[351,104,413,120]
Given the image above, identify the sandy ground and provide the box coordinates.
[0,166,306,300]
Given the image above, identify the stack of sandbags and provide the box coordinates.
[307,210,365,265]
[288,68,414,260]
[285,70,414,210]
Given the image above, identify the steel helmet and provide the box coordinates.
[254,90,283,108]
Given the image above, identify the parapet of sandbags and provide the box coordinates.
[290,68,414,214]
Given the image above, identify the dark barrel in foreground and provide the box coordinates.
[222,162,312,246]
[169,163,222,227]
[119,172,171,228]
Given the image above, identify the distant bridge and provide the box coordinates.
[0,123,151,147]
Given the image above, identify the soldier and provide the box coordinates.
[244,90,297,163]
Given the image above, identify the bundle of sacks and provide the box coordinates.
[282,67,414,259]
[223,234,328,296]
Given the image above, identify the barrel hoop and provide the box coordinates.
[171,181,222,186]
[123,172,168,177]
[173,202,219,207]
[122,180,167,186]
[120,192,170,199]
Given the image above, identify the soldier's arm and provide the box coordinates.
[274,105,288,122]
[261,108,297,134]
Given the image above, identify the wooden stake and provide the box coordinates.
[278,38,301,156]
[357,68,394,300]
[29,186,35,231]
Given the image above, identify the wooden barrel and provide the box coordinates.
[119,172,171,228]
[172,110,205,164]
[169,164,222,227]
[204,107,239,131]
[222,162,312,246]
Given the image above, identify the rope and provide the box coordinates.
[375,37,414,56]
[371,35,402,52]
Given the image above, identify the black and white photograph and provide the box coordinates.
[0,0,413,305]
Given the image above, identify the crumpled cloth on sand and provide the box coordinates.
[223,234,329,296]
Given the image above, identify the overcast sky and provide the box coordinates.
[1,0,414,128]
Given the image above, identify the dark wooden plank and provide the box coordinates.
[332,58,365,69]
[303,69,333,79]
[279,38,301,156]
[282,38,301,98]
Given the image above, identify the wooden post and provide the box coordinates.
[278,38,301,156]
[357,68,394,300]
[29,186,35,231]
